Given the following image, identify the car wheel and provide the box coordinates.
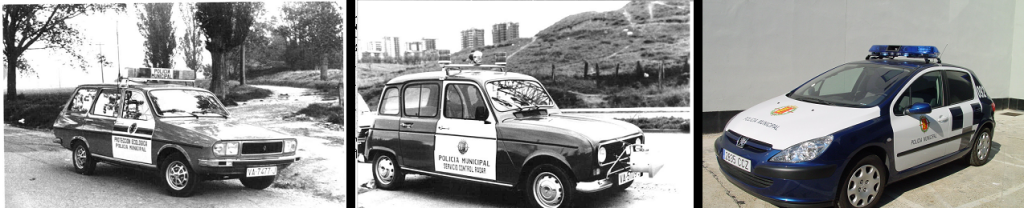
[161,153,199,197]
[373,154,405,190]
[240,175,277,190]
[524,164,576,208]
[968,127,993,166]
[72,142,96,175]
[837,155,886,208]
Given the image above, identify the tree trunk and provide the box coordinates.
[209,51,226,100]
[320,54,329,81]
[239,44,246,85]
[6,55,17,100]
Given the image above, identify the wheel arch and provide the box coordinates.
[157,144,192,167]
[516,153,573,190]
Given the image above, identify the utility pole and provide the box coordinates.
[116,19,122,81]
[239,44,246,85]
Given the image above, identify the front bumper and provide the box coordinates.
[577,144,663,193]
[714,135,840,207]
[195,155,301,178]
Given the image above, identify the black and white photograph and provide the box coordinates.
[354,0,692,207]
[3,1,346,207]
[703,1,1024,207]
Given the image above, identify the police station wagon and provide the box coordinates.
[52,68,300,197]
[361,52,664,208]
[715,45,996,207]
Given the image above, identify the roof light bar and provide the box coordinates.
[493,52,507,66]
[866,45,941,63]
[120,67,196,86]
[438,50,452,65]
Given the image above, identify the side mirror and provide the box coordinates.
[905,102,932,115]
[474,106,490,122]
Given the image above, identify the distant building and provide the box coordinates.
[492,22,520,44]
[392,37,401,58]
[407,41,423,52]
[424,38,436,50]
[461,28,485,49]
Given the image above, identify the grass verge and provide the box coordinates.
[616,116,690,133]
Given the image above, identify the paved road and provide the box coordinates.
[355,132,691,207]
[3,126,339,207]
[702,110,1024,207]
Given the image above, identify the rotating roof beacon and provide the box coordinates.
[118,67,197,87]
[715,44,996,207]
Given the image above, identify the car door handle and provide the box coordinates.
[401,123,413,128]
[438,126,449,131]
[938,115,949,123]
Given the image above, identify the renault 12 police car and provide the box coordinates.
[715,45,996,207]
[52,68,300,197]
[361,51,664,208]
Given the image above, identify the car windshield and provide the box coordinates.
[149,89,228,117]
[789,63,911,107]
[485,80,555,112]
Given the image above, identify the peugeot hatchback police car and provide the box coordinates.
[715,45,996,207]
[52,68,300,197]
[362,51,664,208]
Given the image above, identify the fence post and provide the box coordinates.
[551,64,556,79]
[615,63,620,76]
[583,61,589,79]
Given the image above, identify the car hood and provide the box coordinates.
[724,95,879,149]
[502,114,642,143]
[159,119,291,141]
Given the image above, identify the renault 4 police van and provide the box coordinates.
[362,51,664,208]
[52,68,300,197]
[716,45,996,207]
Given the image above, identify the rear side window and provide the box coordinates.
[403,84,439,117]
[91,89,121,117]
[945,71,974,104]
[379,88,400,115]
[67,88,99,114]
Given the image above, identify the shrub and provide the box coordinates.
[296,103,344,125]
[546,87,585,108]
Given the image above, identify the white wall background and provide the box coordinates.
[703,0,1024,112]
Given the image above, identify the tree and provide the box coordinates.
[3,4,124,100]
[136,3,175,68]
[281,2,342,81]
[193,2,261,99]
[177,3,204,72]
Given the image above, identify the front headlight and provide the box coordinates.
[213,141,239,156]
[770,134,834,163]
[597,146,608,163]
[284,139,297,153]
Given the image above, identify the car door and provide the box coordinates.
[399,82,441,171]
[942,70,982,152]
[86,88,123,157]
[370,86,402,157]
[111,89,157,165]
[890,70,957,171]
[434,81,498,180]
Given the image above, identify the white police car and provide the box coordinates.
[715,45,996,207]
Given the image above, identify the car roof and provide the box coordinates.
[73,83,207,91]
[849,59,967,73]
[386,69,540,85]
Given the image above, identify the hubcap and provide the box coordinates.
[376,157,394,184]
[533,172,563,207]
[978,132,991,160]
[74,147,87,169]
[165,161,189,190]
[846,164,880,207]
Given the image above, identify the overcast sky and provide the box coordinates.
[357,1,626,51]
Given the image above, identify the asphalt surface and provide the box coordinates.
[702,110,1024,207]
[3,126,339,207]
[355,132,691,208]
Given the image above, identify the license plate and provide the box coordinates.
[618,171,640,185]
[722,149,751,172]
[246,166,278,177]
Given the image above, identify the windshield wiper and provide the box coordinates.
[162,109,198,119]
[192,109,227,119]
[796,97,833,106]
[491,97,523,112]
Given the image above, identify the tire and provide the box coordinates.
[71,142,96,175]
[837,155,887,208]
[524,164,576,208]
[240,175,277,190]
[373,154,405,190]
[968,127,993,166]
[160,153,200,197]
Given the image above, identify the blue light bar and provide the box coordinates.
[868,45,940,58]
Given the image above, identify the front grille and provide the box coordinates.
[725,130,772,153]
[721,160,773,188]
[241,142,283,154]
[600,137,639,175]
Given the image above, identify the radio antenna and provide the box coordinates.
[936,44,948,63]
